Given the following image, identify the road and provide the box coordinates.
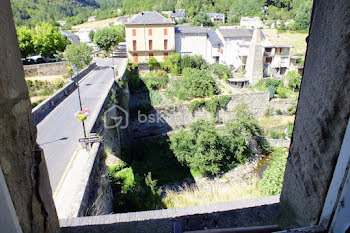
[36,58,125,193]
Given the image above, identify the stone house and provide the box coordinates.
[125,12,175,64]
[169,9,186,22]
[207,13,225,24]
[263,45,292,78]
[216,27,265,71]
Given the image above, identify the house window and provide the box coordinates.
[132,29,136,36]
[164,53,168,58]
[149,29,152,36]
[164,39,168,50]
[164,28,168,36]
[149,40,153,50]
[266,57,272,64]
[265,48,272,52]
[149,53,153,58]
[133,40,137,51]
[133,53,138,63]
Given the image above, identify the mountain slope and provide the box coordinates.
[10,0,100,26]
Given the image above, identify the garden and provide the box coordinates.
[105,53,295,212]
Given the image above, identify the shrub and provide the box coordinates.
[147,57,159,71]
[175,68,219,100]
[275,108,283,115]
[259,148,288,195]
[180,55,208,71]
[114,167,136,192]
[209,63,232,79]
[276,85,288,98]
[286,71,301,91]
[170,120,226,175]
[188,96,231,117]
[287,122,294,138]
[287,103,297,115]
[53,78,65,89]
[163,53,181,75]
[269,130,284,139]
[142,72,169,91]
[170,105,271,176]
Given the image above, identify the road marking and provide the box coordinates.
[53,148,80,199]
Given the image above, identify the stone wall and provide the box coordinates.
[24,61,67,77]
[269,99,296,115]
[129,91,270,139]
[60,196,281,233]
[0,0,59,232]
[280,0,350,226]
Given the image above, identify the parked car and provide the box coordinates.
[26,55,47,64]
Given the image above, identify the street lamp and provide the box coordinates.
[73,65,87,138]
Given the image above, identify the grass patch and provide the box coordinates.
[162,177,263,208]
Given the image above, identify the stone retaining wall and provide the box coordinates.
[269,99,296,115]
[129,91,270,139]
[24,61,67,77]
[32,62,97,125]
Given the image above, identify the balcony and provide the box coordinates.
[127,47,175,53]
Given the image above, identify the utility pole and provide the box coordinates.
[73,65,87,138]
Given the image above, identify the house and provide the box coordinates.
[240,17,263,29]
[174,26,223,64]
[59,30,80,45]
[125,12,175,65]
[57,20,67,26]
[206,30,224,64]
[207,13,225,24]
[88,16,97,22]
[169,9,186,22]
[175,26,208,59]
[216,27,265,71]
[263,45,292,78]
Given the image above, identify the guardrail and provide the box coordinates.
[32,63,97,125]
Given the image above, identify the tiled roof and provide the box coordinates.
[125,12,175,25]
[175,26,207,34]
[207,13,224,19]
[207,30,223,46]
[170,12,185,18]
[218,28,265,39]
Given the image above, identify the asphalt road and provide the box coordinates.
[36,58,125,193]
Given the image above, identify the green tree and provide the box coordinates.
[294,1,312,30]
[286,70,301,91]
[230,0,265,18]
[176,68,219,100]
[64,43,93,70]
[147,57,159,71]
[163,52,181,75]
[209,63,232,79]
[16,26,35,58]
[31,23,68,57]
[94,26,125,52]
[170,119,227,175]
[191,12,214,26]
[180,55,208,71]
